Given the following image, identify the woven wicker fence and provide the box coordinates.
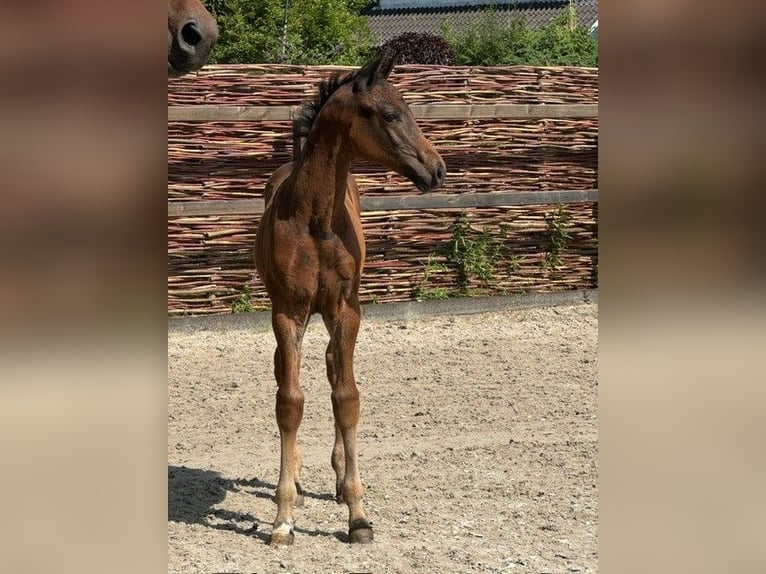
[168,64,598,315]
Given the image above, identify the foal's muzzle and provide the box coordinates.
[431,159,446,189]
[411,154,446,192]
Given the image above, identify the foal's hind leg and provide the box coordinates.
[324,298,373,543]
[269,308,307,545]
[325,342,346,504]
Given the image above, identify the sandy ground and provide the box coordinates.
[168,300,598,573]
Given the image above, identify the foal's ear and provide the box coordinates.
[353,48,398,93]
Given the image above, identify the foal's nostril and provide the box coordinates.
[181,21,203,48]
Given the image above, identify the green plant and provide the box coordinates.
[499,223,521,275]
[231,285,255,313]
[446,214,501,289]
[414,254,451,301]
[543,205,572,269]
[416,286,451,301]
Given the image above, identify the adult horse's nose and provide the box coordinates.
[432,159,446,189]
[178,19,218,58]
[180,21,203,49]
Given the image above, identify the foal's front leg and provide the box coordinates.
[270,309,307,546]
[325,298,373,543]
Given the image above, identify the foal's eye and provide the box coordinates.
[383,110,400,123]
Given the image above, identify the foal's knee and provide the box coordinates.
[331,387,360,431]
[276,386,304,431]
[331,386,359,410]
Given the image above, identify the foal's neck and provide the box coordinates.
[291,119,352,238]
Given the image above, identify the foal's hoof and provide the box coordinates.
[269,522,295,546]
[348,519,374,544]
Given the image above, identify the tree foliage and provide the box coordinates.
[202,1,597,68]
[204,0,374,65]
[443,9,598,67]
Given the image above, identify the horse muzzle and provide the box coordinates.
[168,18,219,76]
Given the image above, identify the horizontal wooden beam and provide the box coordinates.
[361,189,599,210]
[167,189,598,217]
[168,105,297,122]
[168,199,263,217]
[168,103,598,122]
[410,103,598,120]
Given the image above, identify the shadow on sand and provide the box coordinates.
[168,465,342,543]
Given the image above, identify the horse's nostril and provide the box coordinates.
[181,21,203,47]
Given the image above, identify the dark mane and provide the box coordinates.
[296,71,356,134]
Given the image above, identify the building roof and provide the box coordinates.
[376,0,565,7]
[363,0,598,45]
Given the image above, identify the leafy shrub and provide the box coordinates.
[380,32,457,65]
[443,9,597,67]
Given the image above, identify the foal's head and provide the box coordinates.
[168,0,219,77]
[304,49,446,192]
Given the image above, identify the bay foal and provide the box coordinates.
[254,49,445,545]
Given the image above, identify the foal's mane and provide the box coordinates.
[296,71,356,133]
[295,49,397,136]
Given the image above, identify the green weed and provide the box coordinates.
[543,205,572,269]
[231,285,254,313]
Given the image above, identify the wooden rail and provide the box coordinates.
[168,189,598,217]
[168,103,598,122]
